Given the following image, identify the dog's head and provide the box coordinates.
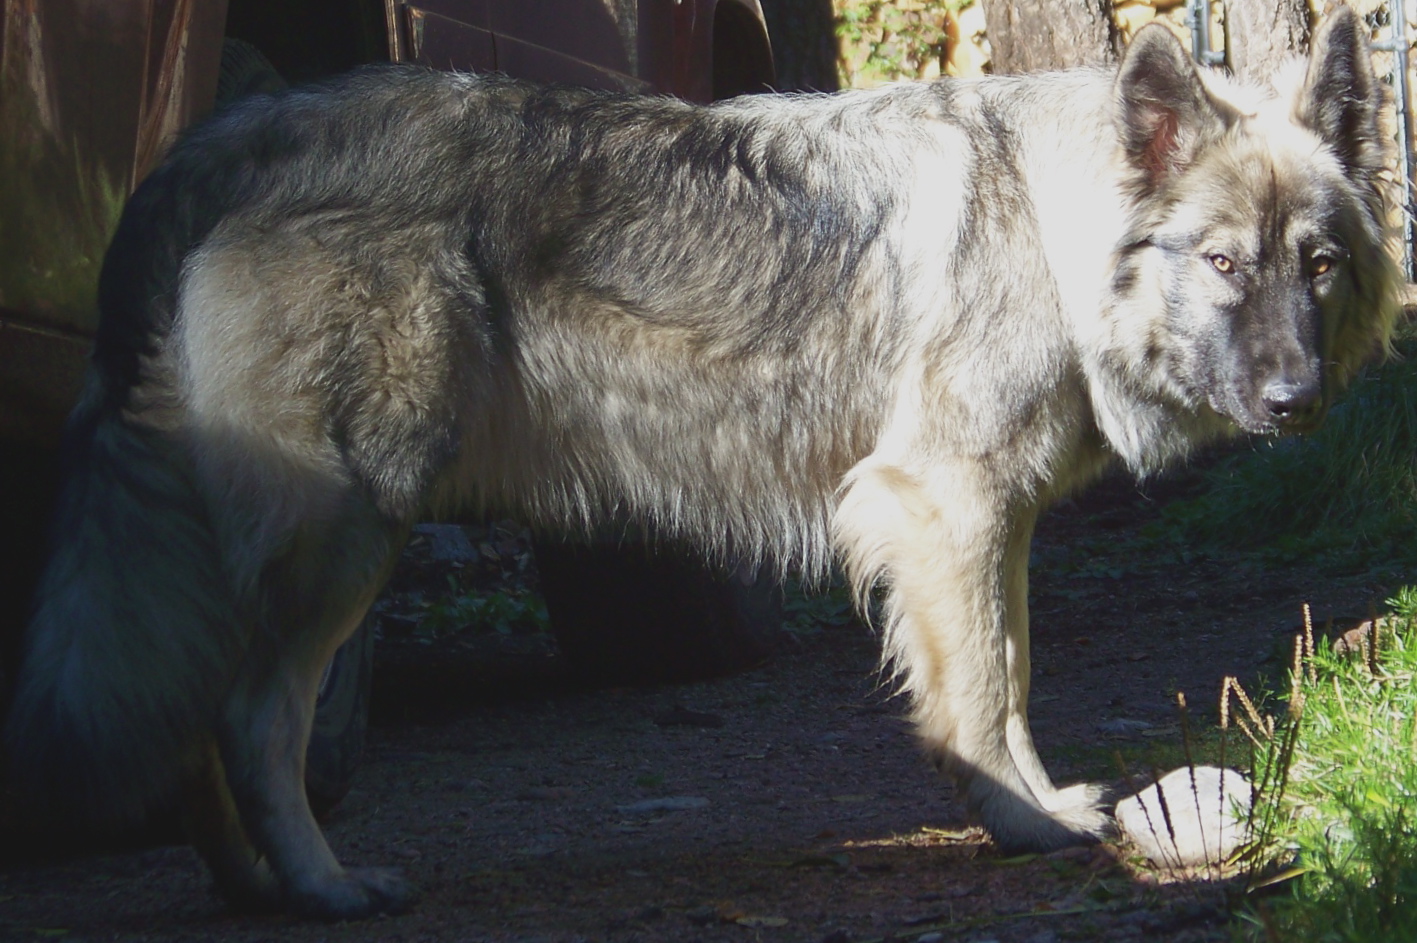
[1110,8,1400,436]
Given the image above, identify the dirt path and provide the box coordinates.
[0,472,1395,942]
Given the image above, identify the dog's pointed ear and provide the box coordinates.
[1114,24,1226,187]
[1295,7,1386,179]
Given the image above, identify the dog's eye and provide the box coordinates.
[1310,255,1334,277]
[1208,254,1235,275]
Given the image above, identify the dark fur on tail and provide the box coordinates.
[3,88,287,827]
[3,68,444,829]
[5,403,241,826]
[4,116,258,820]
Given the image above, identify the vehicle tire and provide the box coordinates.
[304,614,377,819]
[535,533,783,686]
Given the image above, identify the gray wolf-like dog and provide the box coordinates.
[4,8,1399,919]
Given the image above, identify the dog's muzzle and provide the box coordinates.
[1262,377,1326,433]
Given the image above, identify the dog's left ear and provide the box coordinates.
[1295,7,1386,179]
[1114,24,1229,188]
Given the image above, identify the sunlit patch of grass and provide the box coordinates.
[1232,593,1417,941]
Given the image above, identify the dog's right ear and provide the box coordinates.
[1114,24,1227,188]
[1294,6,1386,182]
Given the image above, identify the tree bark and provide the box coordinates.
[1224,0,1309,81]
[983,0,1119,73]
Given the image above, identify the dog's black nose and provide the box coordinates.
[1263,380,1324,431]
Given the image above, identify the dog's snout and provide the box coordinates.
[1263,378,1324,431]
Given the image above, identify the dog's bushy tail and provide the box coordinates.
[0,94,277,829]
[3,391,247,830]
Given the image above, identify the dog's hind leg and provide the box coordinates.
[213,506,413,920]
[172,235,461,916]
[836,459,1111,853]
[180,737,281,912]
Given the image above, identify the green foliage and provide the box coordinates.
[1237,595,1417,940]
[415,573,549,642]
[835,0,969,87]
[0,67,125,328]
[781,577,856,636]
[1161,345,1417,573]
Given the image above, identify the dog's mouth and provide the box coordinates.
[1215,388,1329,438]
[1242,417,1326,438]
[1225,401,1329,437]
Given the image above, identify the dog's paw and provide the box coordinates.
[347,867,419,915]
[1046,791,1117,844]
[990,810,1114,855]
[976,785,1116,854]
[289,867,418,920]
[1039,780,1111,815]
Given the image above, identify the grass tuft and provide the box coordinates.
[1233,591,1417,941]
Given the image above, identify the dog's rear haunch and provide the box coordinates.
[5,10,1398,919]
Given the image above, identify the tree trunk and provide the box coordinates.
[1224,0,1309,81]
[983,0,1119,73]
[760,0,840,92]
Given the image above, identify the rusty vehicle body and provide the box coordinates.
[0,0,774,785]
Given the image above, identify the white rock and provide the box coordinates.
[1116,766,1251,868]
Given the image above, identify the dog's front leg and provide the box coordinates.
[1000,510,1112,830]
[835,460,1110,852]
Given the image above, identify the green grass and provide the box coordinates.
[835,0,965,86]
[1161,344,1417,574]
[1234,590,1417,941]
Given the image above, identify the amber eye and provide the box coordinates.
[1209,254,1235,274]
[1311,256,1333,277]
